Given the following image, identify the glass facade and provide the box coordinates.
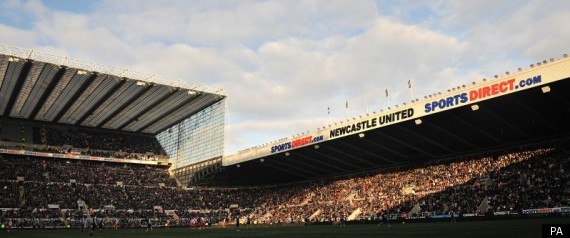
[172,157,222,187]
[156,99,225,170]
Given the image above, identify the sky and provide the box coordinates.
[1,0,569,155]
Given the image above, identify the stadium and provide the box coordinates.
[0,41,568,238]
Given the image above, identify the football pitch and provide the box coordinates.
[2,218,568,238]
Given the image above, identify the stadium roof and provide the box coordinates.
[198,55,570,186]
[0,45,225,135]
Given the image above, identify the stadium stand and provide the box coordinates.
[32,126,165,155]
[0,155,174,186]
[245,145,540,222]
[0,138,568,228]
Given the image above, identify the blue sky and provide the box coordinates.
[1,0,569,154]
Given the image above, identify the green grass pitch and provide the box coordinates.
[1,218,568,238]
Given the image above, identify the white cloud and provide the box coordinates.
[0,24,37,47]
[93,0,378,47]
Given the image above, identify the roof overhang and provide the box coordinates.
[0,47,225,135]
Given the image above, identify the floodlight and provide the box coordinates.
[415,119,422,125]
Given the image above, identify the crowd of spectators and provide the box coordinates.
[245,142,569,223]
[486,145,569,213]
[33,126,164,155]
[0,155,175,186]
[0,140,568,227]
[0,208,66,228]
[0,155,46,181]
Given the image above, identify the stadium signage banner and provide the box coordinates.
[493,211,512,215]
[329,108,414,139]
[522,207,570,214]
[271,135,324,153]
[0,149,158,165]
[424,75,542,113]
